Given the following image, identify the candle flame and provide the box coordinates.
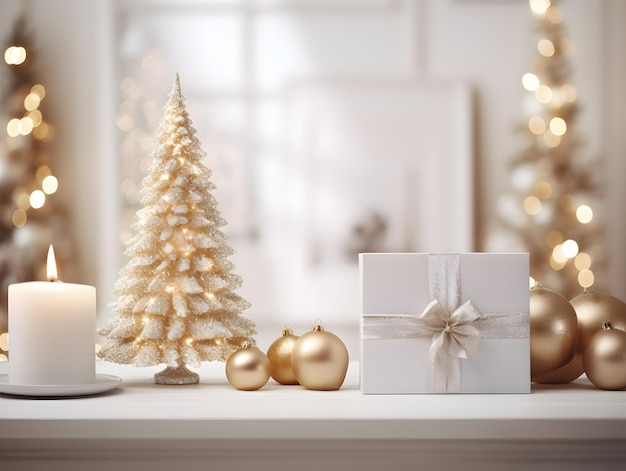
[47,244,58,281]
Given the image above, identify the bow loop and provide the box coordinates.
[421,299,482,359]
[422,297,483,391]
[419,299,450,330]
[447,325,480,359]
[449,300,482,327]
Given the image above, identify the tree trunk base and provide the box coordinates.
[154,365,199,385]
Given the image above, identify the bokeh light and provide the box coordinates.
[42,175,59,194]
[19,117,34,135]
[543,131,561,148]
[24,93,41,111]
[4,46,26,65]
[524,195,542,215]
[552,244,568,263]
[11,209,27,227]
[578,269,594,288]
[549,257,566,271]
[6,118,20,137]
[549,117,567,136]
[522,73,540,91]
[29,190,45,209]
[529,0,551,16]
[546,6,563,23]
[16,192,30,209]
[528,116,546,134]
[576,204,593,223]
[36,165,52,183]
[538,39,555,57]
[561,239,579,258]
[31,84,46,99]
[28,109,43,127]
[546,230,563,248]
[575,252,592,271]
[535,85,553,103]
[534,180,552,199]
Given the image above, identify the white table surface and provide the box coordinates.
[2,360,626,442]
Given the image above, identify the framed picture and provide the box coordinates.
[270,80,474,323]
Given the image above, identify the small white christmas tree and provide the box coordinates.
[98,74,255,384]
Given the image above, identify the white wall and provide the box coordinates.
[1,0,624,321]
[602,0,626,301]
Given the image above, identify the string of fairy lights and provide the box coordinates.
[517,0,600,293]
[4,44,58,229]
[2,29,63,361]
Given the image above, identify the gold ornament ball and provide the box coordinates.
[267,326,300,385]
[583,323,626,390]
[571,290,626,354]
[292,320,349,391]
[532,354,584,384]
[535,290,626,384]
[530,285,578,379]
[225,344,271,391]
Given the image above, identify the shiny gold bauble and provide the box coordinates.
[535,290,626,384]
[225,343,271,391]
[532,353,584,384]
[530,285,578,378]
[292,320,349,391]
[570,289,626,354]
[266,326,300,385]
[583,323,626,390]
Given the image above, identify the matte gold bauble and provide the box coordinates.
[292,320,349,391]
[583,323,626,390]
[570,289,626,354]
[225,343,271,391]
[530,285,578,378]
[266,325,299,385]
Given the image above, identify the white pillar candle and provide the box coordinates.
[8,246,96,385]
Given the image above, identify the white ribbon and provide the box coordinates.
[420,299,482,392]
[362,254,529,393]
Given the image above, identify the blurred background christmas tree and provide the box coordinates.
[0,15,74,359]
[492,0,604,298]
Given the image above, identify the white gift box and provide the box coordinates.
[360,253,530,394]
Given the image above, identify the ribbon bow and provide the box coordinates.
[419,299,483,392]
